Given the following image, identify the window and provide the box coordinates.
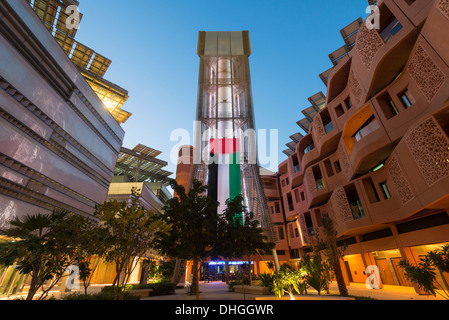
[378,92,399,119]
[344,98,352,110]
[380,182,391,199]
[334,160,342,173]
[304,212,315,236]
[294,228,299,238]
[278,227,285,240]
[377,5,403,43]
[290,249,300,259]
[345,184,366,220]
[335,104,345,117]
[274,202,280,213]
[292,155,300,173]
[300,192,305,201]
[286,178,289,185]
[270,206,274,214]
[304,142,315,154]
[397,212,449,234]
[363,178,380,203]
[321,109,334,134]
[324,159,334,177]
[387,99,400,116]
[287,193,294,211]
[380,18,403,43]
[289,224,295,238]
[294,189,300,203]
[353,115,380,142]
[399,90,415,108]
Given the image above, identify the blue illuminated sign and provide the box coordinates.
[208,261,254,266]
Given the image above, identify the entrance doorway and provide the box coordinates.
[390,258,413,287]
[375,258,396,285]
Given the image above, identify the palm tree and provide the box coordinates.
[321,212,349,297]
[0,209,72,300]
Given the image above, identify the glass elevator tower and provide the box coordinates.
[193,31,275,244]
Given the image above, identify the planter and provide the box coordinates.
[129,289,153,299]
[233,285,271,295]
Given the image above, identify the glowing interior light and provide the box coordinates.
[103,99,114,110]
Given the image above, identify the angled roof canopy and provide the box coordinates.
[114,144,173,185]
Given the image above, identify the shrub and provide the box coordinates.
[101,281,176,296]
[145,281,176,296]
[227,280,242,292]
[258,272,275,293]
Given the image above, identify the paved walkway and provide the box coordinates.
[141,281,447,301]
[2,281,446,300]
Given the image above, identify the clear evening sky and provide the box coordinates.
[74,0,370,176]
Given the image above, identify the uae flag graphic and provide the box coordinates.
[208,138,242,219]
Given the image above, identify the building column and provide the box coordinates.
[339,258,350,286]
[390,224,424,294]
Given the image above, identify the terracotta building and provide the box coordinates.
[279,0,449,292]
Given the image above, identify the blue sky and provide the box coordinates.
[75,0,370,176]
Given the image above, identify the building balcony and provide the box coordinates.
[329,183,371,237]
[304,164,331,207]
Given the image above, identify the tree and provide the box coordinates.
[69,214,108,295]
[213,195,275,287]
[399,245,449,300]
[212,195,247,284]
[95,187,171,300]
[154,180,218,300]
[321,212,349,297]
[0,210,87,300]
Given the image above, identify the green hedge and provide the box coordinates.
[101,281,176,296]
[62,291,140,300]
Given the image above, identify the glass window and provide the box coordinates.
[380,182,391,199]
[275,202,280,213]
[400,90,415,108]
[334,161,342,173]
[344,98,352,110]
[388,99,400,116]
[278,227,285,240]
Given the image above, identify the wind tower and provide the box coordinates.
[193,31,277,265]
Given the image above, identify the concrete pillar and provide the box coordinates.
[390,224,424,294]
[339,258,350,286]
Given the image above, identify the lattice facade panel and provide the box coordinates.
[355,24,384,71]
[405,117,449,186]
[387,154,414,205]
[407,45,447,102]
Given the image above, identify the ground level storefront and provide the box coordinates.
[184,257,289,284]
[339,241,449,292]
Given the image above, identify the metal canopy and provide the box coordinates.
[113,144,173,185]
